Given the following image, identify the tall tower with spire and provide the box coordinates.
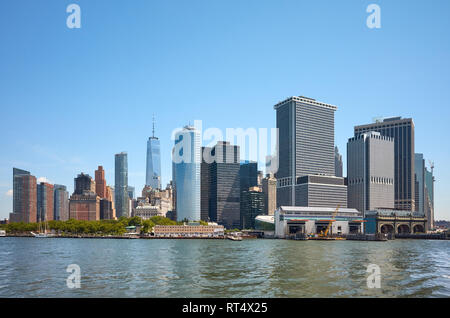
[146,115,162,189]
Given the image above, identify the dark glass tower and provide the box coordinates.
[115,152,129,218]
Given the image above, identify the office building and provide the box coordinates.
[173,125,201,221]
[274,96,336,206]
[146,118,162,189]
[9,168,37,223]
[335,146,343,177]
[115,152,129,218]
[200,146,212,221]
[54,185,69,221]
[347,131,395,214]
[355,117,415,211]
[95,166,107,199]
[414,154,426,216]
[74,173,95,195]
[294,174,347,208]
[424,164,435,230]
[207,141,241,229]
[262,174,277,215]
[69,191,100,221]
[37,182,54,222]
[128,186,135,200]
[241,186,265,229]
[100,199,114,220]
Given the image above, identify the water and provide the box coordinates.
[0,237,448,297]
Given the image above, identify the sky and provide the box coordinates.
[0,0,449,220]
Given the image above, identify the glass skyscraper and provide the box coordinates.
[115,152,129,218]
[146,121,161,189]
[173,125,201,222]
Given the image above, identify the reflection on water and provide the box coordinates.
[0,238,448,297]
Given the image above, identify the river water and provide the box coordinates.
[0,237,448,297]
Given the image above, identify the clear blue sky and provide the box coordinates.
[1,0,449,220]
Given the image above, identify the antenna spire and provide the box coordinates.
[152,114,155,138]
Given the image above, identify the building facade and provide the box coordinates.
[200,146,212,221]
[365,209,427,234]
[173,125,201,221]
[262,174,277,215]
[241,186,265,229]
[153,224,225,238]
[69,192,100,221]
[293,175,347,208]
[95,166,107,199]
[354,117,415,211]
[146,136,161,190]
[54,184,69,221]
[115,152,129,218]
[347,131,395,214]
[274,96,337,206]
[334,146,343,177]
[37,182,54,222]
[10,168,37,223]
[209,141,241,229]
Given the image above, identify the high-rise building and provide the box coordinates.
[335,146,343,177]
[347,131,395,214]
[54,185,69,221]
[37,182,54,222]
[173,125,201,221]
[74,173,95,195]
[127,186,135,200]
[10,168,37,223]
[274,96,337,206]
[146,117,162,189]
[294,175,348,208]
[239,161,258,227]
[424,166,435,230]
[69,192,100,221]
[414,154,426,216]
[115,152,129,218]
[241,186,265,229]
[200,146,212,221]
[95,166,107,199]
[209,141,241,229]
[354,117,415,211]
[262,174,277,215]
[106,185,116,219]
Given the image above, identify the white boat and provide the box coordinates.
[0,230,6,237]
[31,216,55,238]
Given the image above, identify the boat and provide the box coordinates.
[0,230,6,237]
[31,216,55,238]
[227,235,243,241]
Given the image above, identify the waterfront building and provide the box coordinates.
[209,141,241,229]
[365,209,427,234]
[153,223,225,238]
[335,146,343,177]
[115,152,129,218]
[146,118,162,189]
[274,206,363,238]
[37,182,54,222]
[274,96,336,206]
[54,185,69,221]
[347,131,395,214]
[69,191,100,221]
[355,117,415,211]
[254,215,275,233]
[9,168,37,223]
[241,186,265,229]
[173,125,201,221]
[95,166,107,199]
[262,174,277,215]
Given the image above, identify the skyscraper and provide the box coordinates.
[10,168,37,223]
[355,117,415,211]
[262,174,277,215]
[146,117,161,189]
[241,186,265,229]
[69,173,100,221]
[74,173,95,195]
[209,141,241,229]
[239,161,258,227]
[347,131,395,214]
[115,152,129,218]
[54,184,69,221]
[274,96,337,206]
[173,125,201,222]
[335,146,343,177]
[200,146,212,221]
[95,166,107,199]
[37,182,54,222]
[424,166,435,230]
[414,154,426,216]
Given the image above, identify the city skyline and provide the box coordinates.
[1,1,449,220]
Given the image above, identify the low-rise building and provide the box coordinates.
[153,223,225,238]
[365,209,427,234]
[275,206,363,238]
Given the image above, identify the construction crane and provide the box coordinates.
[319,205,340,237]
